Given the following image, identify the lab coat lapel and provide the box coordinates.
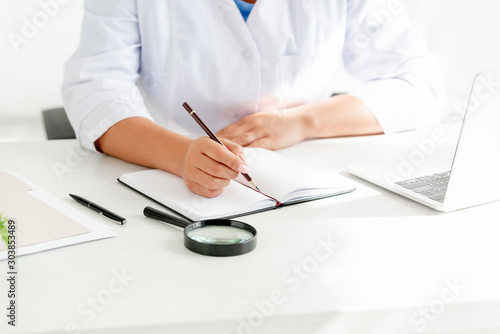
[213,0,262,115]
[216,0,260,56]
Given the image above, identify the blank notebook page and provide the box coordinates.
[240,148,348,203]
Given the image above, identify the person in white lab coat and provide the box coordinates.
[62,0,445,197]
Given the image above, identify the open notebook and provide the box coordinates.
[118,148,355,221]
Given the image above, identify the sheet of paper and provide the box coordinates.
[0,171,115,259]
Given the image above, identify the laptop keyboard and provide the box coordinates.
[395,171,450,203]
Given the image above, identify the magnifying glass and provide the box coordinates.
[143,206,257,257]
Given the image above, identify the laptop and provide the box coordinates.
[347,69,500,212]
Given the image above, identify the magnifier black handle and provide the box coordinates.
[143,206,191,228]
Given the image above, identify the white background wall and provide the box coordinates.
[0,0,84,140]
[404,0,500,98]
[1,0,500,141]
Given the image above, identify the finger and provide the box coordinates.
[220,139,246,163]
[230,130,268,147]
[201,138,247,175]
[217,118,255,141]
[221,138,243,156]
[188,167,232,190]
[247,137,275,150]
[185,179,225,198]
[196,152,241,180]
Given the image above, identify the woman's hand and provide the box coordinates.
[216,110,307,150]
[180,137,248,198]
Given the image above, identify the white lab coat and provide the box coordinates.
[62,0,445,152]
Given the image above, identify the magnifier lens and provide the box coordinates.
[186,225,254,245]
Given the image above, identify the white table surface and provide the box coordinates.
[1,132,499,334]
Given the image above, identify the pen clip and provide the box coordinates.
[99,212,126,225]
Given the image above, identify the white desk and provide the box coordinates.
[1,133,500,334]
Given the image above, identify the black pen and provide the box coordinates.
[69,194,127,225]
